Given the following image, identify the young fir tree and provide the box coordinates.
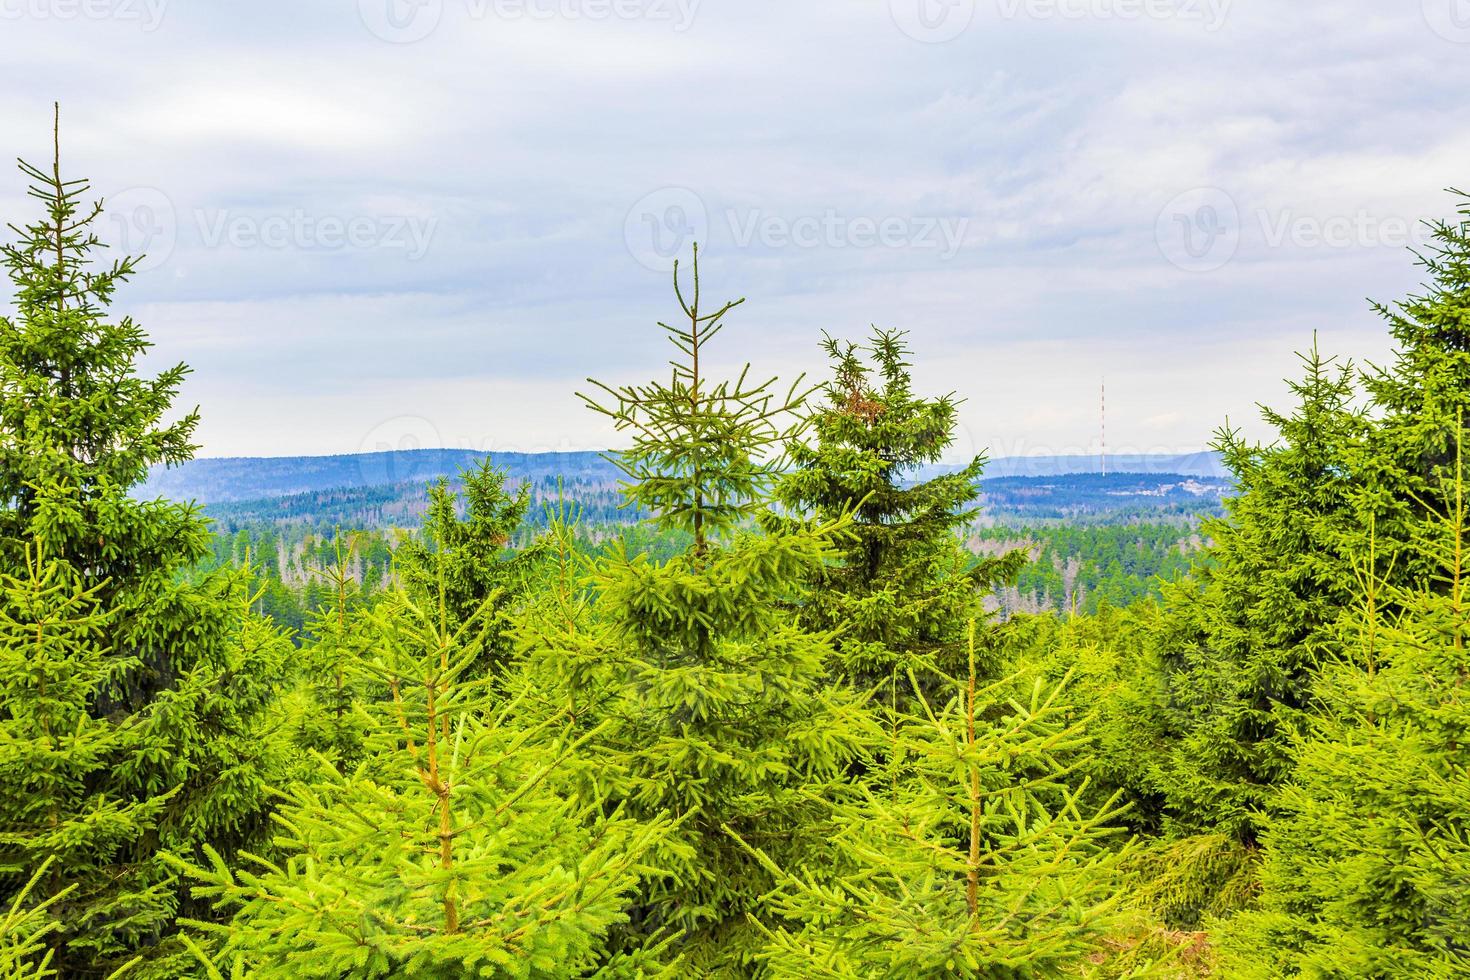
[771,330,1024,690]
[570,246,867,973]
[0,542,166,975]
[395,459,539,662]
[0,110,292,975]
[739,623,1130,977]
[287,531,370,771]
[1349,189,1470,598]
[1218,451,1470,977]
[173,573,674,978]
[1143,342,1364,924]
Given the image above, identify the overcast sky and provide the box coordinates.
[2,1,1468,461]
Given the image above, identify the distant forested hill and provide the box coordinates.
[142,449,1226,507]
[139,450,622,504]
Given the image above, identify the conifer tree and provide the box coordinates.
[740,623,1129,977]
[772,329,1024,690]
[174,574,673,978]
[1350,190,1470,592]
[0,541,169,974]
[571,247,867,972]
[288,531,369,770]
[395,460,539,664]
[0,109,292,974]
[0,859,86,980]
[1219,450,1470,977]
[1155,342,1364,850]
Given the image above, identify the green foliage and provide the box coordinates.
[581,244,806,557]
[1218,457,1470,977]
[174,576,671,978]
[1153,341,1364,849]
[773,329,1022,686]
[742,625,1130,977]
[534,251,870,973]
[0,112,292,977]
[396,459,540,638]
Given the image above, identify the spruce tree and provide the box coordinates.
[288,531,369,771]
[740,623,1129,977]
[1157,343,1363,837]
[570,247,867,973]
[0,109,291,974]
[395,460,539,663]
[1219,453,1470,977]
[174,574,673,978]
[1350,189,1470,597]
[0,542,166,975]
[772,330,1023,690]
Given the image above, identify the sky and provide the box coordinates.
[1,1,1468,462]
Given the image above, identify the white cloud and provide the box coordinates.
[0,0,1465,458]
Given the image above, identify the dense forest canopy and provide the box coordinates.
[5,116,1470,978]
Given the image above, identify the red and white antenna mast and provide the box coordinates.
[1100,379,1107,476]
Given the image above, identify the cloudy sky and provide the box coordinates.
[2,0,1468,461]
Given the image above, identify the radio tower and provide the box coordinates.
[1100,379,1107,477]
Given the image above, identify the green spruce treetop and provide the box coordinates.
[0,105,201,583]
[559,249,866,972]
[395,461,540,673]
[772,329,1022,686]
[0,109,293,977]
[581,243,806,558]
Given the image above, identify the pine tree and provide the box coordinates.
[1353,189,1470,592]
[288,531,369,770]
[772,329,1023,691]
[569,247,867,972]
[173,573,673,978]
[739,623,1130,977]
[395,459,539,665]
[1219,448,1470,977]
[0,542,166,975]
[0,109,292,974]
[1150,342,1363,894]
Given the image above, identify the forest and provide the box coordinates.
[4,126,1470,979]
